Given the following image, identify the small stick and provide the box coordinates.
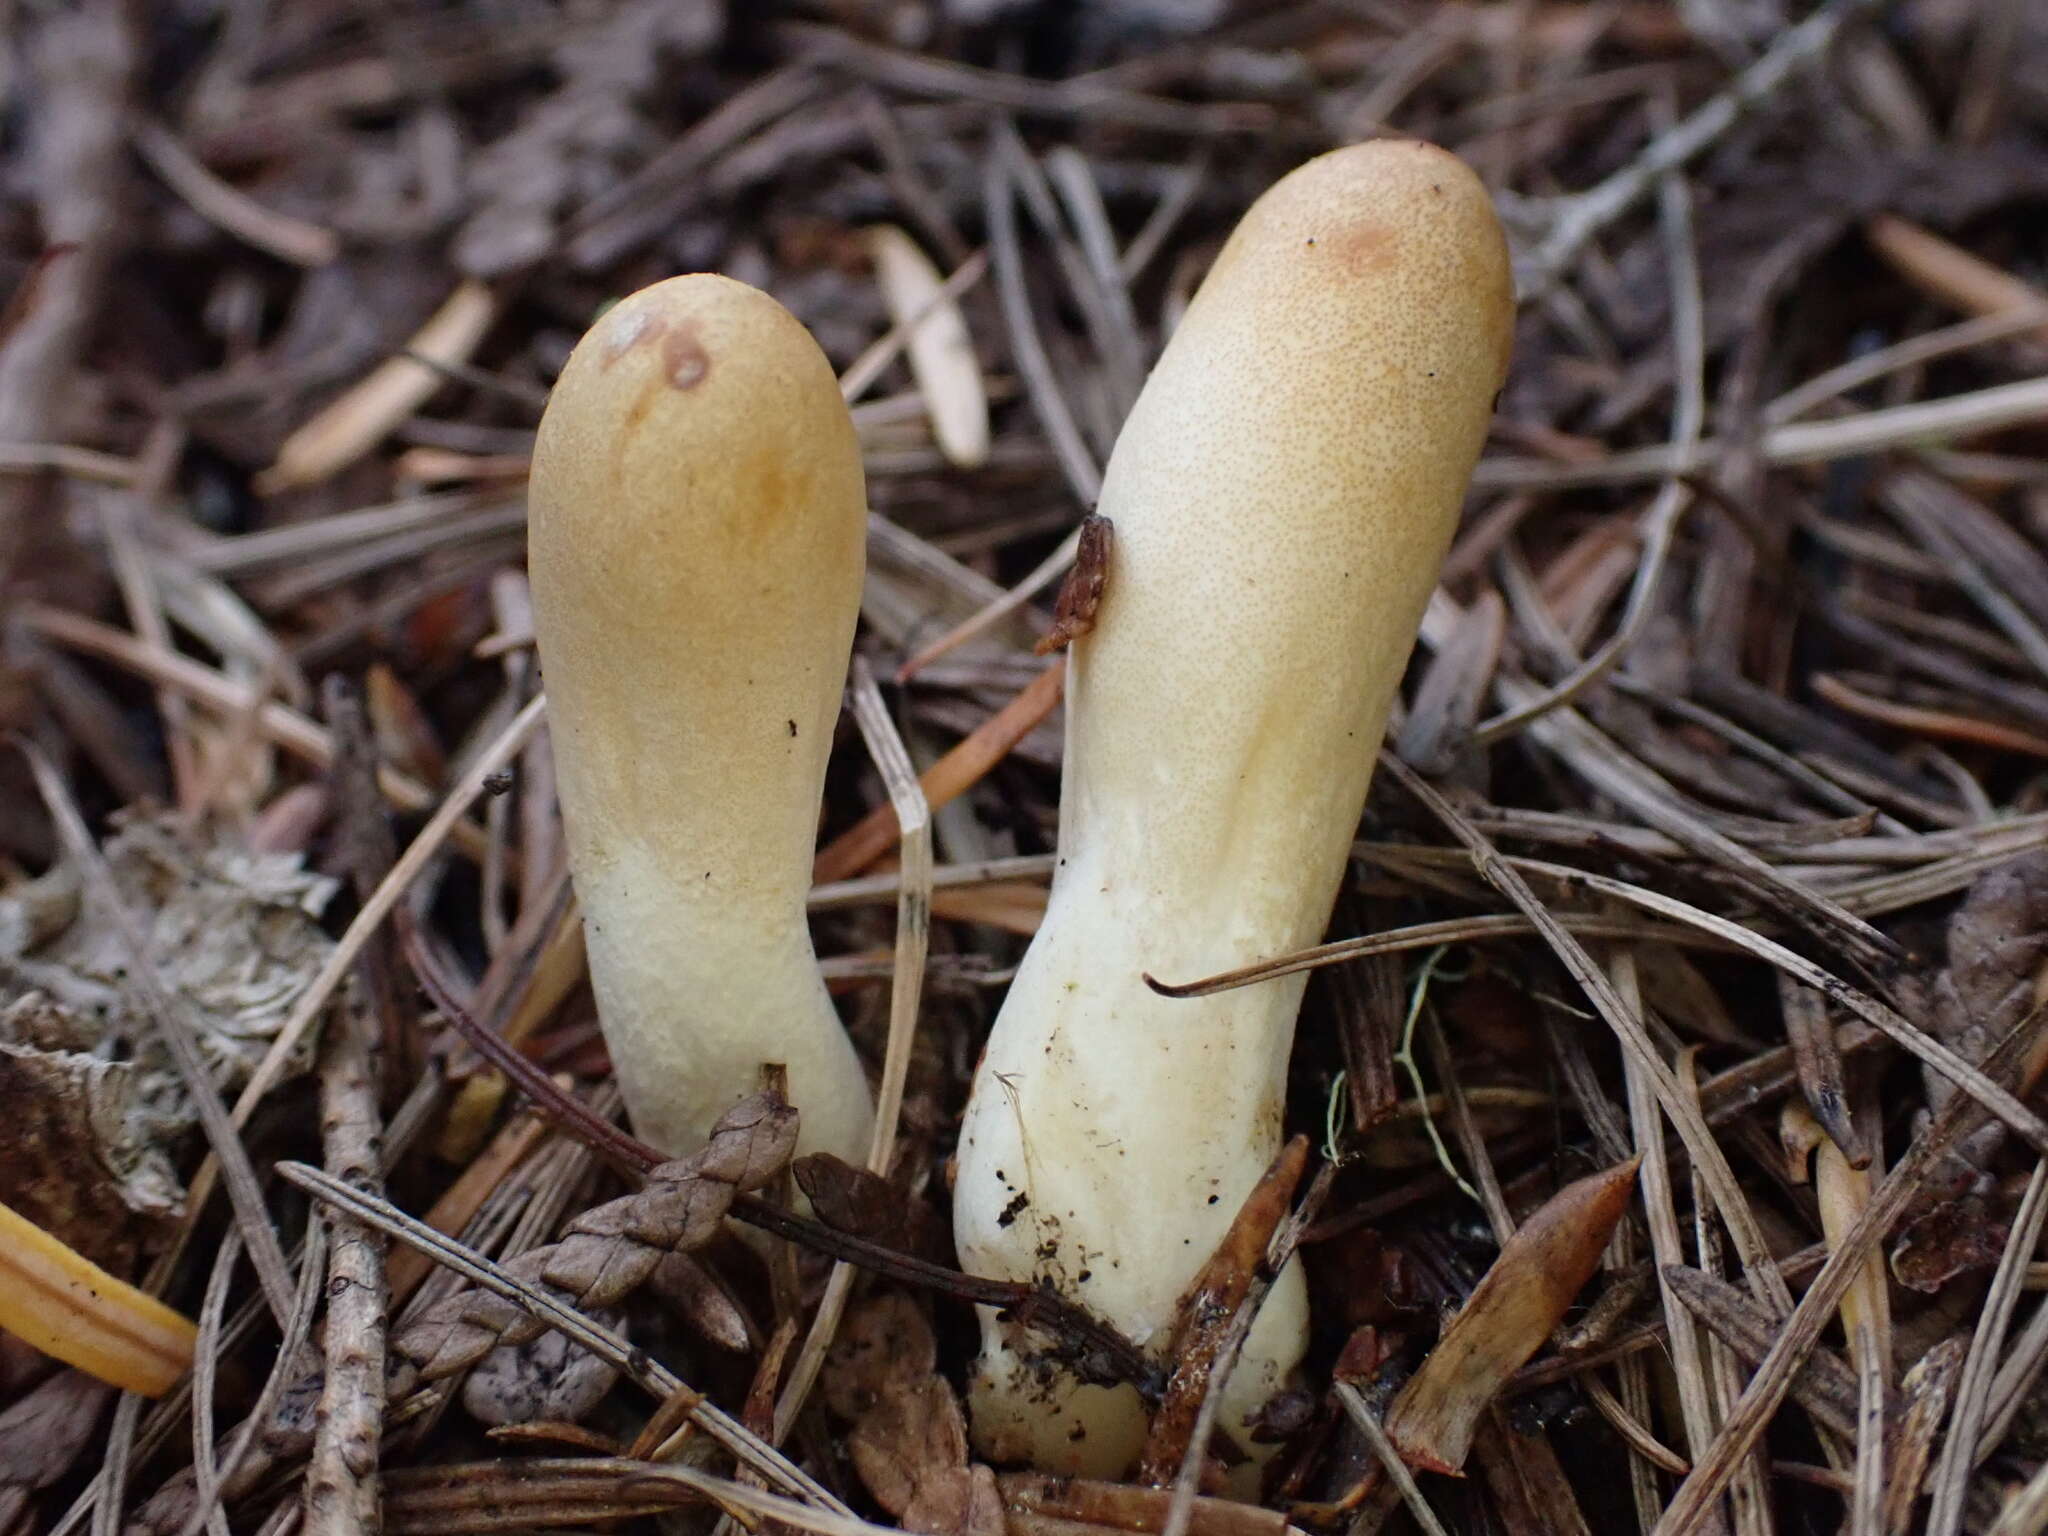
[303,1001,389,1536]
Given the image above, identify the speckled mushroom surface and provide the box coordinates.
[528,273,874,1167]
[952,140,1514,1476]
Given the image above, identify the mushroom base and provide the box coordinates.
[573,870,874,1168]
[965,1263,1305,1483]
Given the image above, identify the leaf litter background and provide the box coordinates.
[3,0,2048,1532]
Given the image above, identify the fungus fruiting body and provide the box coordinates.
[529,274,873,1167]
[952,141,1515,1474]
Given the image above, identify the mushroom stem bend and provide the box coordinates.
[529,274,873,1166]
[952,141,1515,1476]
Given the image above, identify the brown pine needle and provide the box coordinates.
[813,656,1065,883]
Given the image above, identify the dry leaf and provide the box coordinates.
[0,993,182,1269]
[904,1464,1004,1536]
[823,1292,939,1422]
[645,1250,750,1352]
[1893,1189,2010,1293]
[0,813,336,1262]
[0,1371,112,1532]
[1382,1158,1638,1475]
[828,1293,996,1535]
[462,1307,625,1427]
[850,1377,972,1516]
[1904,852,2048,1108]
[793,1151,948,1262]
[866,223,989,469]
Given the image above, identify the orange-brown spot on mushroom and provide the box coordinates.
[1320,221,1396,277]
[663,323,712,390]
[619,380,660,443]
[730,447,792,538]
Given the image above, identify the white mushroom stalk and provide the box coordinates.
[952,141,1514,1475]
[529,274,873,1167]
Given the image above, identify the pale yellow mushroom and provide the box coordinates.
[529,275,873,1166]
[952,141,1514,1475]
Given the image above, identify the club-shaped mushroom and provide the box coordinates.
[952,141,1514,1474]
[529,274,873,1167]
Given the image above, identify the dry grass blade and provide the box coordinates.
[1765,299,2048,425]
[1652,1022,2037,1533]
[384,1459,690,1533]
[17,605,474,850]
[130,118,338,268]
[18,5,2048,1528]
[1335,1383,1455,1536]
[1474,138,1704,749]
[846,665,937,1108]
[1502,857,2048,1152]
[186,1233,241,1536]
[122,1225,330,1536]
[231,693,547,1130]
[618,1458,935,1536]
[777,22,1268,136]
[1147,911,1724,999]
[1923,1157,2048,1534]
[998,1474,1304,1536]
[773,660,933,1443]
[985,123,1100,506]
[842,247,989,406]
[1788,1098,1889,1533]
[1986,1462,2048,1536]
[1472,374,2048,492]
[1213,836,2048,1154]
[1865,214,2048,353]
[1374,754,1793,1311]
[813,659,1063,882]
[1660,1265,1858,1438]
[1518,0,1879,296]
[1617,951,1720,1496]
[1876,469,2048,680]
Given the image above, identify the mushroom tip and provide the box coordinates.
[570,272,814,399]
[532,270,858,552]
[1269,138,1517,388]
[595,269,790,327]
[1301,135,1496,197]
[1220,137,1510,275]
